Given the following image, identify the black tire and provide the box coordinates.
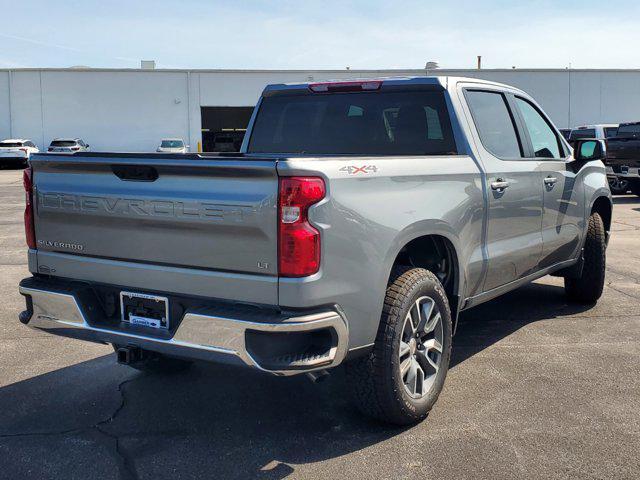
[564,212,606,303]
[629,180,640,197]
[608,177,628,195]
[112,344,193,373]
[346,267,453,425]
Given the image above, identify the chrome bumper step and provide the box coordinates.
[19,280,348,376]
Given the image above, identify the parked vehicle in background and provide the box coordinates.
[559,128,572,141]
[569,124,618,144]
[157,138,189,153]
[18,77,612,425]
[47,138,90,154]
[570,125,625,193]
[212,130,245,152]
[0,139,39,167]
[605,121,640,196]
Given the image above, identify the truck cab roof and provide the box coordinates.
[262,76,525,96]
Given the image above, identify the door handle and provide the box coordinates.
[544,176,558,187]
[490,179,510,191]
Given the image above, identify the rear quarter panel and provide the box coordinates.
[277,155,485,349]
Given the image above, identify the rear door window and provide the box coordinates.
[465,90,522,158]
[248,90,457,155]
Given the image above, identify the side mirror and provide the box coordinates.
[574,139,606,161]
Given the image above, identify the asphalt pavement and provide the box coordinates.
[0,167,638,479]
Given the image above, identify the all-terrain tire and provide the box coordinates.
[346,267,453,425]
[564,212,606,303]
[112,344,193,373]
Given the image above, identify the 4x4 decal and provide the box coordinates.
[339,165,378,175]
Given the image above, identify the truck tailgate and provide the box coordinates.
[607,137,640,167]
[31,154,279,281]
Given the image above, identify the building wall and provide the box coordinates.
[1,68,640,151]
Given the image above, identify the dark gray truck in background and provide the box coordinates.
[606,121,640,195]
[19,77,612,425]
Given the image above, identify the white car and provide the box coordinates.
[568,124,618,143]
[156,138,189,154]
[47,138,90,154]
[0,139,39,167]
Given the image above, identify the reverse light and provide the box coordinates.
[23,167,36,249]
[278,177,325,277]
[308,80,382,93]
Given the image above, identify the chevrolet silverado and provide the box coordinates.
[18,77,612,425]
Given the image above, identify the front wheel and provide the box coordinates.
[564,212,606,303]
[346,267,453,425]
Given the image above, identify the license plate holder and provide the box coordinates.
[120,291,169,329]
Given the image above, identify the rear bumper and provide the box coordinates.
[0,155,27,163]
[606,165,640,179]
[18,277,348,376]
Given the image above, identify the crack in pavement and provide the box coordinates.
[607,283,640,301]
[0,376,139,480]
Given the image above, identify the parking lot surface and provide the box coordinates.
[0,167,638,480]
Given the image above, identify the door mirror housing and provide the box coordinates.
[574,139,606,161]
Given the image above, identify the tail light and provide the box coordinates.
[71,147,80,151]
[23,167,36,249]
[308,80,382,93]
[278,177,325,277]
[19,147,28,154]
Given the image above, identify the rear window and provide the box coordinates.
[569,129,596,140]
[604,127,618,138]
[161,140,184,148]
[248,90,457,155]
[50,140,77,147]
[0,142,22,147]
[616,124,640,137]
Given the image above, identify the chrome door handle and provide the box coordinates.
[544,176,558,186]
[490,179,510,191]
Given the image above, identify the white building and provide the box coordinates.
[2,68,640,152]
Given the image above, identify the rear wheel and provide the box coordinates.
[564,212,606,303]
[608,177,628,195]
[346,267,452,425]
[629,179,640,197]
[112,344,193,373]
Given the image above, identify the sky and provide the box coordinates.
[2,0,640,70]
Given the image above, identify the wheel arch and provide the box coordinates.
[590,194,613,242]
[385,227,464,332]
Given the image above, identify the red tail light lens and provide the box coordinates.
[23,167,36,249]
[278,177,325,277]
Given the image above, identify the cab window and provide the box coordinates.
[465,90,522,158]
[515,97,562,159]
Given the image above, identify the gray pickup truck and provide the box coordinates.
[18,77,612,425]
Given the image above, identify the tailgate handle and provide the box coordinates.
[111,165,159,182]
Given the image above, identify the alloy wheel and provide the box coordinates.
[399,296,443,399]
